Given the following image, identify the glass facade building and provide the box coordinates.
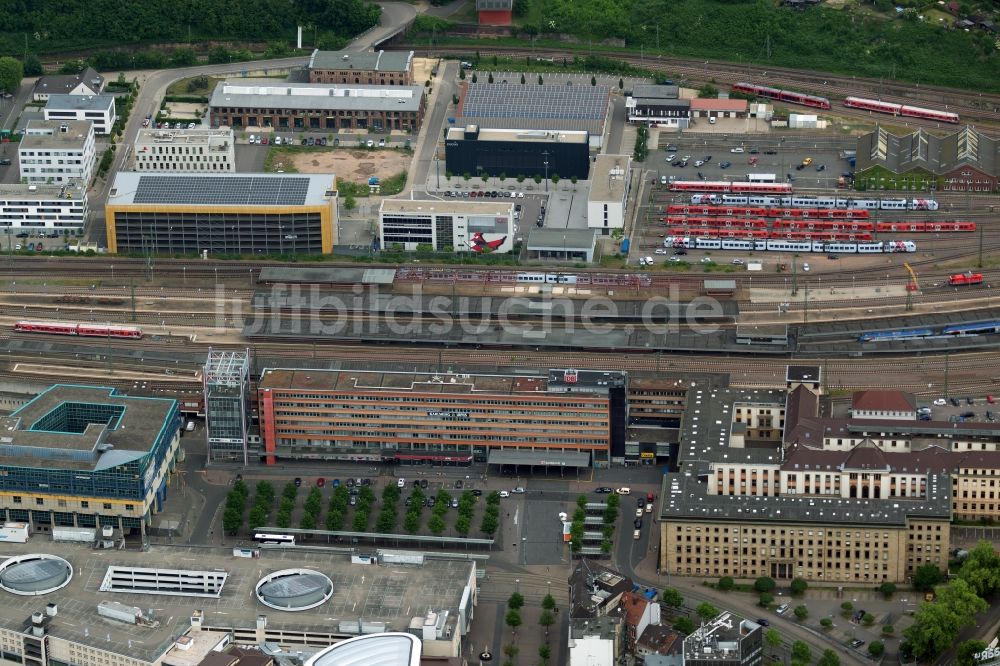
[0,385,180,536]
[204,349,251,464]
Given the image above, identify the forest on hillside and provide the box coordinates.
[496,0,1000,92]
[0,0,380,54]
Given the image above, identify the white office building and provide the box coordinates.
[44,95,117,135]
[587,154,632,235]
[379,200,514,253]
[0,183,88,234]
[18,120,97,185]
[133,128,236,172]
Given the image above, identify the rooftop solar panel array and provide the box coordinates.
[132,175,311,206]
[461,83,609,121]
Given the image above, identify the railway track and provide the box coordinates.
[407,45,1000,127]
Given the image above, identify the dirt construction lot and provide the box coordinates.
[289,148,412,181]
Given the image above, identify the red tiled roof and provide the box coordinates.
[851,390,916,413]
[620,591,649,627]
[689,98,747,112]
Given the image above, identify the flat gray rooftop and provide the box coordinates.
[309,50,413,73]
[107,173,337,207]
[45,95,114,111]
[0,542,472,664]
[659,469,952,525]
[0,385,174,469]
[210,80,424,114]
[20,120,93,149]
[257,267,396,285]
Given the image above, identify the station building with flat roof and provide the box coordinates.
[133,128,235,173]
[209,80,425,132]
[587,154,632,235]
[0,385,180,538]
[456,81,610,149]
[444,125,590,181]
[19,120,97,185]
[379,199,514,253]
[256,367,626,468]
[307,49,415,86]
[0,182,88,232]
[104,172,338,255]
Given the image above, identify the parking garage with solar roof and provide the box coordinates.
[132,175,312,206]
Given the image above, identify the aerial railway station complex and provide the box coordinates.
[3,26,1000,666]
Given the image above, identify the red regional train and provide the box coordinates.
[875,221,976,233]
[667,228,873,241]
[669,181,794,194]
[731,82,832,110]
[14,321,143,338]
[767,208,871,220]
[665,216,769,228]
[772,219,875,232]
[666,205,770,217]
[949,272,984,286]
[844,97,960,124]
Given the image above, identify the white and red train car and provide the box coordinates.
[844,96,959,124]
[14,321,143,338]
[666,205,770,217]
[665,216,769,228]
[772,219,875,232]
[732,82,831,110]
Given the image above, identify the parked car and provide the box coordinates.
[349,495,357,505]
[512,487,525,494]
[596,487,613,494]
[719,161,731,169]
[776,604,790,615]
[951,397,961,406]
[450,498,459,508]
[633,518,642,529]
[849,639,865,649]
[294,477,302,487]
[988,395,996,404]
[616,487,631,495]
[730,147,744,153]
[366,140,374,148]
[472,489,483,496]
[316,478,326,487]
[378,138,386,147]
[756,618,770,627]
[499,490,510,498]
[397,477,406,488]
[330,478,339,488]
[934,398,947,406]
[633,529,641,540]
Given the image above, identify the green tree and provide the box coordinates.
[576,494,588,509]
[352,511,368,531]
[325,509,343,531]
[820,617,833,628]
[862,612,875,625]
[488,72,494,83]
[471,73,477,83]
[882,624,894,635]
[839,601,854,616]
[22,54,43,77]
[878,582,897,598]
[520,73,525,84]
[502,644,518,660]
[904,578,988,661]
[404,512,421,533]
[539,609,555,635]
[0,57,24,98]
[537,74,543,85]
[759,592,774,607]
[764,629,782,656]
[661,588,683,608]
[697,83,719,98]
[591,75,597,86]
[618,77,624,90]
[505,609,522,633]
[957,640,989,666]
[170,48,197,67]
[300,512,316,530]
[696,602,719,621]
[673,616,695,634]
[867,641,885,658]
[508,592,524,610]
[790,578,808,595]
[817,649,841,666]
[791,640,811,664]
[428,514,445,535]
[912,563,945,591]
[222,507,242,534]
[958,540,1000,597]
[343,193,356,212]
[718,576,735,591]
[538,644,551,662]
[459,68,465,80]
[754,576,776,593]
[793,605,809,621]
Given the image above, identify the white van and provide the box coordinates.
[616,487,631,495]
[708,117,717,124]
[185,421,195,432]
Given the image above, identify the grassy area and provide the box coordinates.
[166,75,224,97]
[412,0,1000,93]
[263,147,300,174]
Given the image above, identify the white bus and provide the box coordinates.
[746,173,777,183]
[253,533,295,546]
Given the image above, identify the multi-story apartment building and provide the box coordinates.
[307,50,415,86]
[18,120,97,185]
[133,128,235,172]
[0,182,88,233]
[44,95,116,135]
[256,367,626,468]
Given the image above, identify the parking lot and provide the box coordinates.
[652,133,857,189]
